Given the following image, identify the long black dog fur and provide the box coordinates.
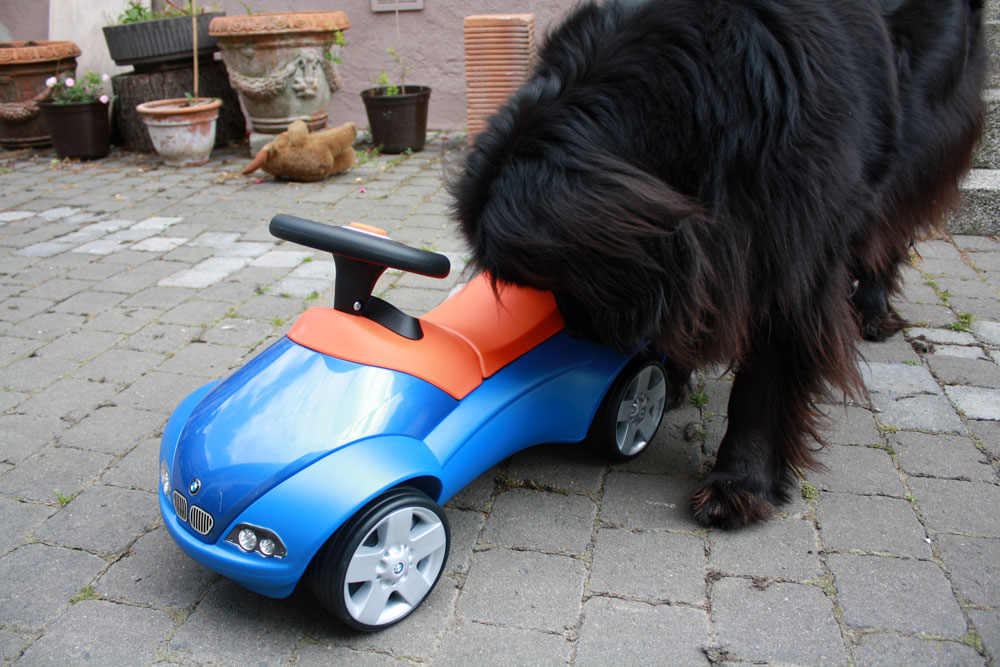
[450,0,985,527]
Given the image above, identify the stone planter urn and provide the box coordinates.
[0,40,81,149]
[209,11,349,153]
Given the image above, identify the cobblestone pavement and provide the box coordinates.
[1,139,999,666]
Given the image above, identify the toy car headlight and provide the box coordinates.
[159,460,170,496]
[226,524,287,558]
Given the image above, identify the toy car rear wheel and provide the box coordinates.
[307,487,450,631]
[587,357,668,461]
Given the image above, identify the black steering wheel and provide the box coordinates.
[269,214,450,340]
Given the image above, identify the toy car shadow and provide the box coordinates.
[159,214,669,631]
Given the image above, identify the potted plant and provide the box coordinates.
[136,0,222,166]
[0,40,81,149]
[103,0,223,73]
[38,72,112,160]
[209,10,350,153]
[360,46,430,154]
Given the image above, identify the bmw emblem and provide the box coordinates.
[393,561,405,575]
[189,479,201,495]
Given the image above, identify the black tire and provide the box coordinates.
[307,487,450,631]
[586,357,668,461]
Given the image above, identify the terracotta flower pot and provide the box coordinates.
[39,100,111,160]
[136,97,221,166]
[0,40,80,149]
[361,85,431,154]
[209,12,349,151]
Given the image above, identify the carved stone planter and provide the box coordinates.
[209,11,350,152]
[0,40,81,149]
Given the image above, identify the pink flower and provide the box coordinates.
[101,73,110,82]
[360,188,367,193]
[65,77,75,87]
[99,95,109,104]
[45,76,57,88]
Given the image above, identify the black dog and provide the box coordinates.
[450,0,985,528]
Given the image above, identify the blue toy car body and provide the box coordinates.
[159,215,668,630]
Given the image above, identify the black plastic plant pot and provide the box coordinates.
[38,101,111,160]
[360,85,431,154]
[103,13,223,73]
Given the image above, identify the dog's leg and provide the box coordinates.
[691,355,791,528]
[853,272,906,342]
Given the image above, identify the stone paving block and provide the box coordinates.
[102,436,158,492]
[951,295,1000,320]
[444,467,496,512]
[908,477,1000,536]
[0,335,43,367]
[919,258,981,279]
[615,407,704,478]
[709,516,824,580]
[972,319,1000,345]
[82,306,160,334]
[159,257,251,288]
[935,277,998,300]
[590,527,706,603]
[35,329,120,361]
[60,405,165,455]
[0,354,76,392]
[872,393,965,432]
[0,543,105,629]
[444,507,484,576]
[829,554,967,636]
[72,348,164,385]
[315,577,459,659]
[434,620,571,666]
[970,419,1000,459]
[890,431,996,482]
[160,299,235,326]
[121,323,200,355]
[296,644,416,666]
[21,277,91,301]
[816,492,930,557]
[861,362,942,395]
[17,377,117,420]
[0,445,113,503]
[971,609,1000,664]
[895,301,960,328]
[0,496,56,556]
[121,285,195,310]
[234,293,308,321]
[51,289,128,317]
[805,444,905,497]
[853,633,985,666]
[505,442,606,494]
[933,343,991,359]
[2,311,85,340]
[935,534,1000,607]
[201,317,274,348]
[158,341,248,378]
[0,413,66,463]
[169,581,315,665]
[483,488,596,556]
[576,596,710,667]
[0,296,53,324]
[945,385,1000,420]
[928,354,1000,388]
[711,577,845,665]
[97,527,215,608]
[457,548,586,632]
[817,404,884,445]
[18,599,174,666]
[35,485,159,555]
[112,371,206,413]
[0,628,29,663]
[601,471,702,531]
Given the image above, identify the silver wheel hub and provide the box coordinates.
[614,364,667,457]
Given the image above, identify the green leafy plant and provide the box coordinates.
[117,0,155,23]
[690,391,709,409]
[70,586,98,604]
[115,0,211,24]
[45,72,111,105]
[55,491,72,506]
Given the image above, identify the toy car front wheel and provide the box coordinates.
[308,487,450,631]
[587,357,668,461]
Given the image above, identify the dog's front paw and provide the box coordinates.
[690,474,777,529]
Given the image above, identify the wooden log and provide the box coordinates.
[110,60,246,152]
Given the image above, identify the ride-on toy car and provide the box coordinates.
[159,214,669,631]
